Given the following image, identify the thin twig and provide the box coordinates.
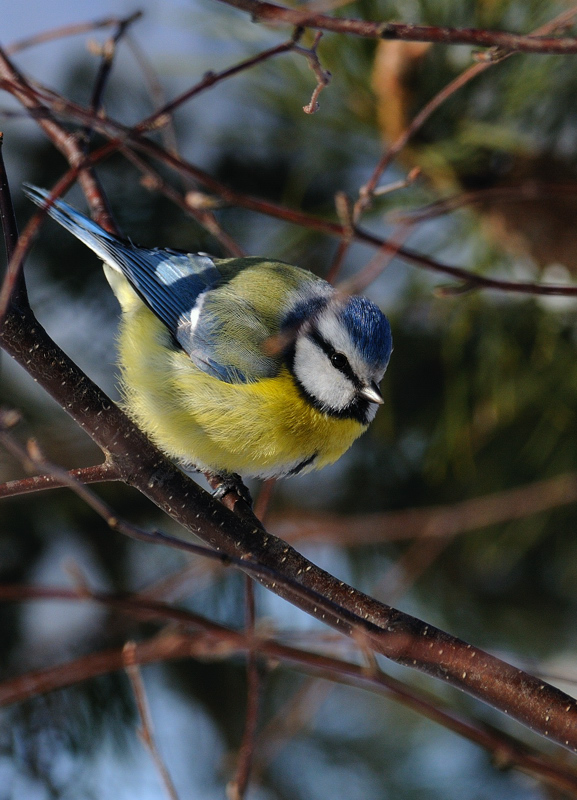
[0,462,119,499]
[326,191,355,283]
[253,678,332,771]
[7,72,577,297]
[0,47,116,231]
[215,0,577,53]
[228,578,260,800]
[392,181,577,223]
[337,220,415,295]
[354,5,577,217]
[253,478,276,523]
[80,11,142,151]
[140,560,223,603]
[124,642,181,800]
[376,167,422,196]
[6,15,143,54]
[355,60,493,218]
[229,478,276,798]
[136,30,305,134]
[327,171,419,284]
[124,34,181,160]
[269,471,577,545]
[121,147,245,257]
[295,32,331,114]
[2,590,577,797]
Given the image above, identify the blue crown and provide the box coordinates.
[340,296,392,370]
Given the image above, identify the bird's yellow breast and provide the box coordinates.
[115,294,367,478]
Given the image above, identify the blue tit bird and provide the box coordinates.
[24,185,392,482]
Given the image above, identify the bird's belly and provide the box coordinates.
[117,310,366,478]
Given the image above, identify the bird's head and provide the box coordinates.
[282,290,393,424]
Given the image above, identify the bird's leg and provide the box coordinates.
[204,471,268,531]
[205,471,253,508]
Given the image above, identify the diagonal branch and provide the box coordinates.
[215,0,577,54]
[3,49,577,298]
[0,49,115,231]
[270,472,577,545]
[6,14,144,55]
[2,587,577,796]
[0,462,119,500]
[355,5,577,216]
[3,296,577,754]
[80,11,142,151]
[2,25,577,758]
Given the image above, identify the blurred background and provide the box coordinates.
[2,0,577,797]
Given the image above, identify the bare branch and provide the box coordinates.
[137,30,304,133]
[122,147,246,257]
[253,678,332,770]
[124,642,181,800]
[325,191,355,283]
[215,0,577,54]
[295,32,331,114]
[337,220,414,295]
[80,12,142,151]
[392,181,577,223]
[6,14,143,55]
[228,578,261,800]
[355,5,577,217]
[2,587,577,796]
[270,472,577,545]
[0,48,116,231]
[355,59,490,219]
[0,461,119,499]
[5,68,577,297]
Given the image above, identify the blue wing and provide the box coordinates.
[23,185,223,350]
[24,185,288,383]
[26,185,279,382]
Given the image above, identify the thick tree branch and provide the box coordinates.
[1,586,577,797]
[2,17,577,759]
[3,302,577,753]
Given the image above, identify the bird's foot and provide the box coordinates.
[208,472,253,507]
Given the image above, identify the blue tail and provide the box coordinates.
[23,185,222,357]
[23,184,121,266]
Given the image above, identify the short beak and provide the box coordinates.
[359,381,384,405]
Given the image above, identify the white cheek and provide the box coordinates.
[316,309,367,382]
[293,337,356,411]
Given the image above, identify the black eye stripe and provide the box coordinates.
[308,329,362,388]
